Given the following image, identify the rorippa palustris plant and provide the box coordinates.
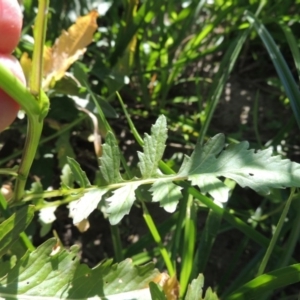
[1,1,300,299]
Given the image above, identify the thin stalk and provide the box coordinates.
[253,91,263,148]
[13,115,44,202]
[0,168,18,176]
[13,0,50,202]
[110,225,123,262]
[116,92,143,146]
[0,114,87,166]
[278,196,300,267]
[170,191,188,263]
[142,202,175,276]
[30,0,49,95]
[179,194,196,297]
[193,209,223,275]
[257,188,295,276]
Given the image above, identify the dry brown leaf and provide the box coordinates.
[75,218,90,232]
[151,273,180,299]
[20,52,32,84]
[162,275,180,300]
[43,10,98,90]
[1,183,13,201]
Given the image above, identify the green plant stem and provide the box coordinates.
[30,0,49,95]
[110,225,123,262]
[194,209,222,274]
[253,91,263,148]
[0,168,18,176]
[171,191,188,263]
[116,92,143,145]
[13,0,50,202]
[142,202,175,276]
[14,115,44,202]
[278,196,300,268]
[256,188,295,276]
[180,194,196,297]
[0,115,87,167]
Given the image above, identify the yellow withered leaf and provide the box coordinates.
[43,10,98,90]
[20,52,32,84]
[151,273,180,299]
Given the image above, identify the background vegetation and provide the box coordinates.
[1,0,300,298]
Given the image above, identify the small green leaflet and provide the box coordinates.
[67,157,91,187]
[55,131,76,168]
[192,174,230,207]
[138,115,168,178]
[149,180,182,213]
[178,134,225,177]
[178,134,229,205]
[185,274,218,300]
[38,206,57,237]
[60,163,74,189]
[71,188,108,224]
[106,183,140,225]
[100,132,123,184]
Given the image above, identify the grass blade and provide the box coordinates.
[257,189,295,276]
[280,24,300,81]
[227,263,300,300]
[245,11,300,128]
[198,28,251,144]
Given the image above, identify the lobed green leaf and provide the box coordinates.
[185,274,218,300]
[0,206,35,258]
[138,115,168,178]
[0,239,161,299]
[149,180,182,213]
[67,157,91,188]
[106,183,141,225]
[99,132,123,184]
[71,188,108,225]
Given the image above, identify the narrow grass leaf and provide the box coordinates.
[110,0,161,66]
[193,210,223,275]
[188,186,287,256]
[280,24,300,81]
[100,132,123,184]
[198,28,251,144]
[246,11,300,128]
[106,183,140,225]
[67,157,91,187]
[180,195,196,297]
[138,115,168,178]
[149,180,182,213]
[227,264,300,300]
